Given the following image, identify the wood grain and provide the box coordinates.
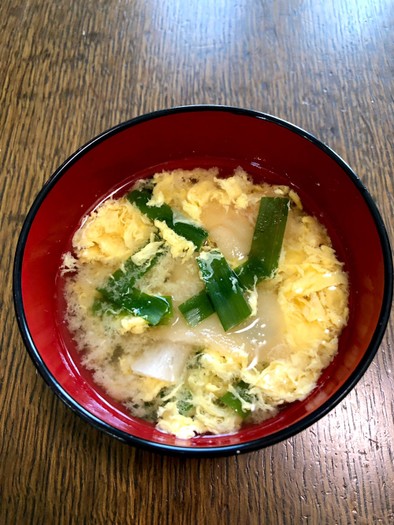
[1,0,393,524]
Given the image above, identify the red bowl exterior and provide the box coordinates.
[13,106,393,456]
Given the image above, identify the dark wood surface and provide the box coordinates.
[1,1,393,523]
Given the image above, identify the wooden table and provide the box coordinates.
[1,1,393,523]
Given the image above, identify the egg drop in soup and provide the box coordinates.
[61,168,349,439]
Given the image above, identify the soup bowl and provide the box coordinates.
[13,106,393,456]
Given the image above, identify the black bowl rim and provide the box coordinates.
[13,104,393,457]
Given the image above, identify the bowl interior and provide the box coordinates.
[16,108,390,452]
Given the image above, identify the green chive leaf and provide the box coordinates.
[196,250,252,331]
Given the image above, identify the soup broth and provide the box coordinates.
[62,168,349,439]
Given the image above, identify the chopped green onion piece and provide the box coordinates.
[196,250,252,331]
[93,289,172,326]
[92,244,171,325]
[220,392,247,417]
[172,217,208,251]
[237,197,289,288]
[127,189,173,224]
[177,390,194,416]
[117,289,172,325]
[220,381,252,418]
[235,259,265,290]
[250,197,290,261]
[127,189,208,249]
[178,290,215,326]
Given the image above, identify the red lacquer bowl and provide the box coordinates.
[13,106,393,456]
